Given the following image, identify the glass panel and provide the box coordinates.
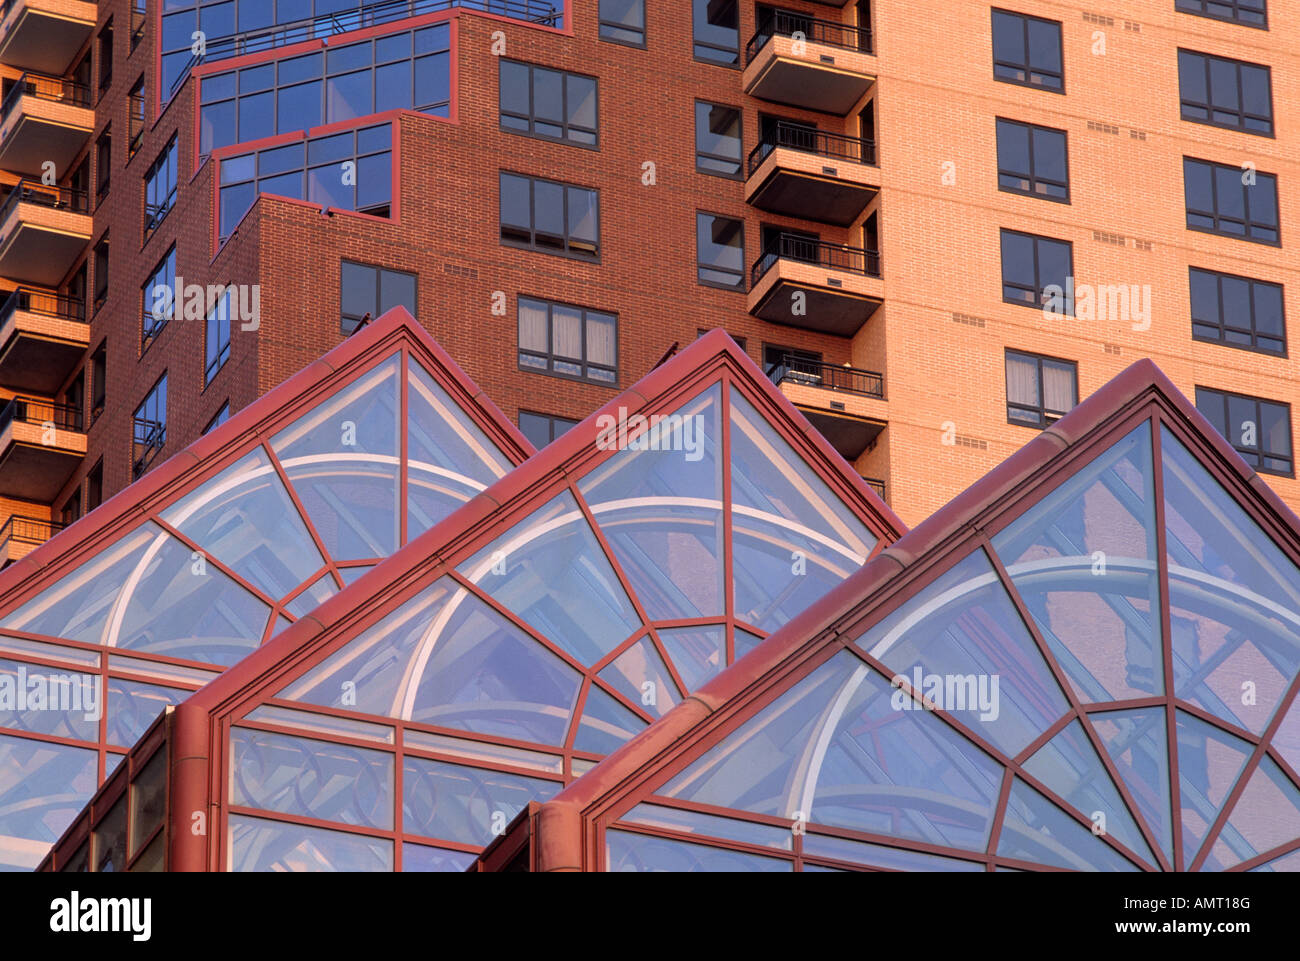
[998,778,1140,870]
[1162,427,1300,734]
[580,386,725,621]
[606,830,789,872]
[0,735,97,871]
[283,573,338,619]
[160,446,326,601]
[1176,710,1251,868]
[574,684,646,755]
[0,658,99,741]
[230,727,393,830]
[1206,757,1300,870]
[621,802,792,850]
[271,356,401,561]
[229,814,392,871]
[458,490,642,666]
[402,757,560,847]
[662,653,1005,852]
[801,834,986,871]
[0,636,99,667]
[339,565,372,585]
[242,705,394,744]
[105,677,188,749]
[734,628,765,659]
[1022,720,1155,867]
[1089,708,1174,868]
[599,637,681,717]
[402,843,475,872]
[862,549,1071,758]
[129,748,167,856]
[1250,849,1300,872]
[403,730,563,776]
[658,625,727,692]
[993,422,1164,703]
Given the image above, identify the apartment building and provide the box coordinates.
[0,0,1294,558]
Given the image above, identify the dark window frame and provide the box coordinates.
[498,59,599,148]
[1175,0,1267,29]
[141,244,177,351]
[693,0,740,67]
[696,211,746,291]
[519,410,579,449]
[339,259,418,335]
[89,341,107,424]
[599,0,647,47]
[143,135,178,236]
[1177,49,1274,137]
[205,286,233,384]
[995,117,1070,202]
[1189,266,1286,356]
[1000,228,1074,310]
[92,232,110,315]
[499,171,601,262]
[1196,386,1294,477]
[202,402,231,435]
[1183,156,1280,245]
[695,100,743,179]
[517,296,619,386]
[132,372,168,480]
[127,76,145,159]
[1005,349,1078,429]
[991,8,1064,93]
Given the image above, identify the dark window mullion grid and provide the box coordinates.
[1176,0,1268,29]
[1198,387,1293,476]
[1006,350,1077,428]
[1185,158,1278,243]
[992,9,1063,91]
[519,300,616,384]
[1190,267,1286,355]
[997,119,1068,201]
[1180,51,1272,135]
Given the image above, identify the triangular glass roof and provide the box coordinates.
[518,362,1300,872]
[0,309,529,871]
[115,330,899,872]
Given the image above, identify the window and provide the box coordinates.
[97,21,113,97]
[697,213,745,289]
[499,173,600,261]
[93,233,110,313]
[1184,157,1279,244]
[63,371,84,431]
[142,246,177,349]
[1178,50,1272,136]
[995,118,1068,201]
[206,287,233,382]
[198,25,450,155]
[144,136,178,235]
[1175,0,1266,28]
[90,342,106,422]
[693,0,739,65]
[991,9,1063,91]
[519,411,579,450]
[86,460,104,512]
[1000,229,1072,308]
[203,402,231,435]
[131,0,146,48]
[1196,387,1293,476]
[133,374,167,480]
[695,102,742,178]
[95,127,111,205]
[61,490,81,527]
[499,60,598,147]
[219,123,394,242]
[600,0,646,45]
[1190,267,1285,355]
[341,261,417,335]
[128,77,144,158]
[1006,350,1077,428]
[518,297,617,385]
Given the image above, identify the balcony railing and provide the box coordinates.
[767,354,884,400]
[0,179,89,224]
[748,122,876,176]
[0,287,85,325]
[0,514,65,553]
[167,0,564,98]
[746,8,873,64]
[752,232,881,286]
[0,394,82,432]
[0,71,90,118]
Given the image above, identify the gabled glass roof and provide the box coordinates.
[0,312,527,871]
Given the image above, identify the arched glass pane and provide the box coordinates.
[998,778,1140,871]
[573,683,645,755]
[599,637,681,717]
[1090,708,1173,868]
[229,814,392,872]
[1176,710,1251,868]
[1208,757,1300,870]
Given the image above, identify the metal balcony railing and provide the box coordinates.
[748,121,876,176]
[0,179,90,225]
[0,394,83,432]
[0,287,85,326]
[746,8,873,64]
[0,514,65,553]
[766,354,884,400]
[167,0,564,98]
[0,71,91,120]
[752,232,881,286]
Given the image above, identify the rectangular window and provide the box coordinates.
[198,25,449,155]
[93,233,110,313]
[518,297,617,385]
[499,172,599,261]
[519,411,579,450]
[1196,387,1293,476]
[133,374,168,480]
[142,246,177,349]
[206,287,232,382]
[86,459,104,511]
[991,9,1063,91]
[95,127,111,206]
[1006,350,1077,428]
[90,342,106,422]
[131,0,146,49]
[693,0,739,65]
[1184,157,1279,244]
[128,77,144,158]
[1175,0,1266,28]
[1000,229,1072,308]
[499,60,597,147]
[600,0,646,46]
[144,136,178,235]
[203,402,231,435]
[219,123,393,242]
[97,21,113,96]
[696,102,742,178]
[1190,267,1285,355]
[697,213,745,289]
[995,118,1068,201]
[61,489,81,527]
[340,260,417,335]
[1178,50,1273,136]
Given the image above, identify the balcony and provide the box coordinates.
[0,394,85,501]
[0,513,64,567]
[0,0,95,75]
[749,233,883,337]
[0,72,92,178]
[744,10,875,115]
[0,179,91,287]
[767,354,886,460]
[747,123,878,226]
[0,288,87,394]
